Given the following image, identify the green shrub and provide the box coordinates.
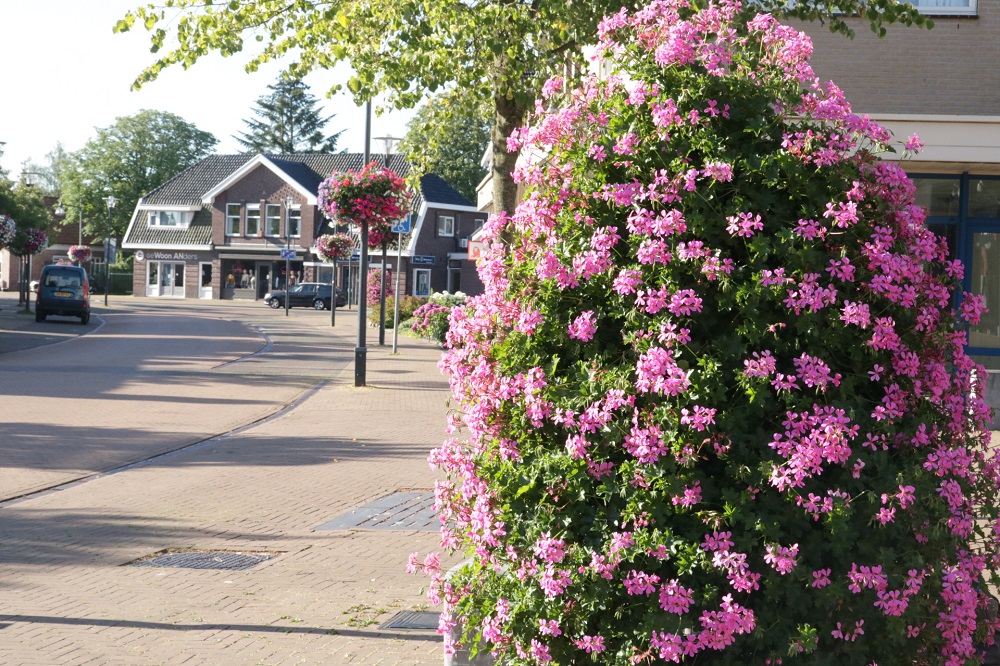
[367,295,428,328]
[414,2,1000,664]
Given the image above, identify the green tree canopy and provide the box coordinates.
[235,76,345,154]
[0,179,53,234]
[115,0,930,218]
[18,143,72,198]
[59,110,217,242]
[399,90,490,203]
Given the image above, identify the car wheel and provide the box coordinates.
[80,312,90,325]
[35,310,46,323]
[313,298,327,311]
[268,298,282,309]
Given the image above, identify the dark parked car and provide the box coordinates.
[264,282,347,310]
[35,264,90,324]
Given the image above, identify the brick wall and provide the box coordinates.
[412,208,486,295]
[795,1,1000,115]
[215,165,316,247]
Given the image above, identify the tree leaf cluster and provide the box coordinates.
[398,89,491,203]
[116,0,932,218]
[234,75,345,154]
[58,110,217,242]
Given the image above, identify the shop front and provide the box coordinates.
[135,250,215,299]
[220,255,305,301]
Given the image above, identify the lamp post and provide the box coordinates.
[356,101,372,387]
[103,195,117,307]
[373,135,400,347]
[284,196,293,317]
[55,201,85,263]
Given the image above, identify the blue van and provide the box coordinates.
[35,264,90,325]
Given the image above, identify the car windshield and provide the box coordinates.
[288,285,305,294]
[44,268,84,288]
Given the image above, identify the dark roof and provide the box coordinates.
[141,155,253,206]
[126,207,214,246]
[419,172,475,208]
[139,153,474,209]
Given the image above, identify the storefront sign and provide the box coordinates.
[467,240,485,261]
[146,251,199,262]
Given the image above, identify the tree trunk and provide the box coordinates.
[491,90,529,221]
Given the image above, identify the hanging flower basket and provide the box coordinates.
[314,233,355,262]
[318,162,408,248]
[9,228,48,256]
[68,245,92,263]
[0,214,15,248]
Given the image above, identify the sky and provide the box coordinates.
[0,0,419,177]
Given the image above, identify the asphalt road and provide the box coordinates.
[0,294,451,665]
[0,296,359,502]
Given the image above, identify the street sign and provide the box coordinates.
[279,249,296,259]
[411,255,435,265]
[468,240,486,261]
[391,214,412,234]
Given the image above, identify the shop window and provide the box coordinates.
[414,268,432,297]
[968,179,1000,218]
[437,215,455,237]
[912,177,960,219]
[970,232,1000,349]
[246,205,261,236]
[225,204,241,236]
[908,0,976,15]
[265,204,281,237]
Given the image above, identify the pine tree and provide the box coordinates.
[234,77,344,154]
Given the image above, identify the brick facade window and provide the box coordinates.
[246,205,261,236]
[437,215,455,237]
[265,204,282,237]
[225,204,241,236]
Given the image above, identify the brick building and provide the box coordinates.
[121,153,484,302]
[797,0,1000,419]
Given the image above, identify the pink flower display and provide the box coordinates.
[0,214,15,248]
[317,162,409,248]
[67,245,92,263]
[415,1,1000,663]
[313,233,355,262]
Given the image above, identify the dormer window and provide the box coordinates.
[148,210,191,228]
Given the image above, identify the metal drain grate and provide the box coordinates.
[380,611,441,631]
[314,490,437,531]
[126,550,277,571]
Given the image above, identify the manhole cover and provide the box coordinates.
[380,611,441,631]
[126,550,278,571]
[314,490,437,531]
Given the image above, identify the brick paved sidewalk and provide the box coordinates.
[0,304,457,665]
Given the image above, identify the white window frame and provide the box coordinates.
[287,206,301,238]
[265,204,282,237]
[413,268,432,298]
[225,203,241,236]
[437,215,455,237]
[908,0,976,14]
[245,204,261,237]
[147,211,190,228]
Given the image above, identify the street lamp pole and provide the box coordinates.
[103,195,117,307]
[356,101,372,387]
[373,136,399,347]
[284,197,291,318]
